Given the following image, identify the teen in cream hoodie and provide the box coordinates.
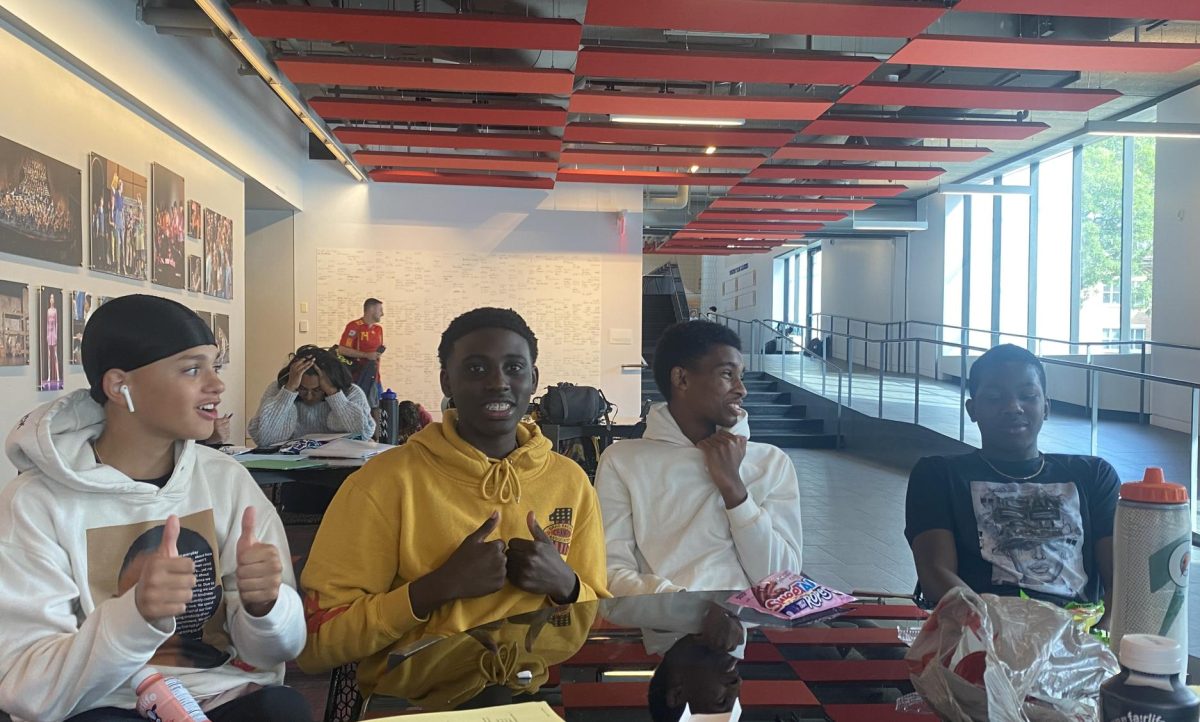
[0,391,306,721]
[596,402,804,596]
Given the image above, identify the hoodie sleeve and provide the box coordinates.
[0,539,172,722]
[724,447,804,584]
[248,383,299,447]
[323,385,376,439]
[221,486,306,670]
[564,480,610,603]
[595,453,686,596]
[297,475,425,673]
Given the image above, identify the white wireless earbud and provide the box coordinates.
[119,385,135,414]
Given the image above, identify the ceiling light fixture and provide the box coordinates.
[850,219,929,232]
[939,183,1032,197]
[663,29,770,41]
[705,146,718,155]
[193,0,367,182]
[1084,121,1200,139]
[611,115,746,127]
[689,164,701,173]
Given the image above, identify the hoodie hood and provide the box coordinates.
[5,388,195,495]
[642,402,751,447]
[407,408,553,503]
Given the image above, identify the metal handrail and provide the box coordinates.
[757,320,1200,507]
[810,314,1200,355]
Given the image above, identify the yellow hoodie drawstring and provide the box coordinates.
[478,642,522,686]
[479,457,522,504]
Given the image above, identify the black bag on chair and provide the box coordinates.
[539,383,612,425]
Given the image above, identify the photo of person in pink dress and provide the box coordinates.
[40,286,62,390]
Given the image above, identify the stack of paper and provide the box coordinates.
[300,438,394,460]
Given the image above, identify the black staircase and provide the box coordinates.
[639,264,837,449]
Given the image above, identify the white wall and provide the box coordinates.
[1149,85,1200,433]
[818,236,902,367]
[244,210,295,427]
[1,0,307,209]
[280,162,645,419]
[0,25,247,483]
[908,195,948,376]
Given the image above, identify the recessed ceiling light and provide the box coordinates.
[611,115,746,127]
[705,146,717,155]
[1085,121,1200,139]
[690,164,701,173]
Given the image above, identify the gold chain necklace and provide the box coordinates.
[977,451,1045,481]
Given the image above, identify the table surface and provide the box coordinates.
[368,590,933,722]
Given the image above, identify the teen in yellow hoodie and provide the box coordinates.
[298,307,609,698]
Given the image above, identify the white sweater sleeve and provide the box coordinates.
[595,454,686,597]
[323,386,375,439]
[248,383,299,447]
[0,541,172,722]
[222,492,306,669]
[724,449,804,584]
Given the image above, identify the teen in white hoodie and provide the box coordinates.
[596,320,803,597]
[0,296,308,722]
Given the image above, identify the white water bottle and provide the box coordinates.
[1110,467,1191,678]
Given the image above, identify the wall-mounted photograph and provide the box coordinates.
[0,279,30,367]
[213,313,229,364]
[151,163,185,289]
[195,309,212,333]
[187,254,202,292]
[0,135,82,267]
[70,290,94,365]
[39,285,63,391]
[89,153,147,280]
[187,199,202,239]
[203,209,233,300]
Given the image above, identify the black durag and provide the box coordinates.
[82,294,216,404]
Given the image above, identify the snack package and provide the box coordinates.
[727,571,855,621]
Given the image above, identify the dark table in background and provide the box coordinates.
[245,458,364,516]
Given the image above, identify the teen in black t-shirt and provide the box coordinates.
[904,345,1119,613]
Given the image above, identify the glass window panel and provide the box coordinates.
[1080,136,1124,354]
[999,166,1030,342]
[1036,151,1073,355]
[968,193,994,349]
[1132,136,1155,345]
[944,195,965,337]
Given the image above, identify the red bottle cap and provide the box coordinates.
[1119,467,1189,504]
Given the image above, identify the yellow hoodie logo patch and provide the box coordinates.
[544,507,574,557]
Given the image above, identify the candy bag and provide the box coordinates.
[727,571,855,621]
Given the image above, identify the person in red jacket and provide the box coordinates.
[338,298,384,409]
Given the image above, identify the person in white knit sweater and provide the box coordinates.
[596,321,803,596]
[248,345,375,447]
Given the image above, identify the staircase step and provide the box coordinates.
[749,417,825,434]
[755,433,840,449]
[739,402,793,417]
[743,391,788,404]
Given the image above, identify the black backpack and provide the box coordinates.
[538,383,613,425]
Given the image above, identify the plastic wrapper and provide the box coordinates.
[727,571,855,621]
[905,587,1119,722]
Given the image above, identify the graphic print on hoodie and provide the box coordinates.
[88,510,231,669]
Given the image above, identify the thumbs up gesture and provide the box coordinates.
[235,507,284,617]
[135,515,197,625]
[506,512,579,604]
